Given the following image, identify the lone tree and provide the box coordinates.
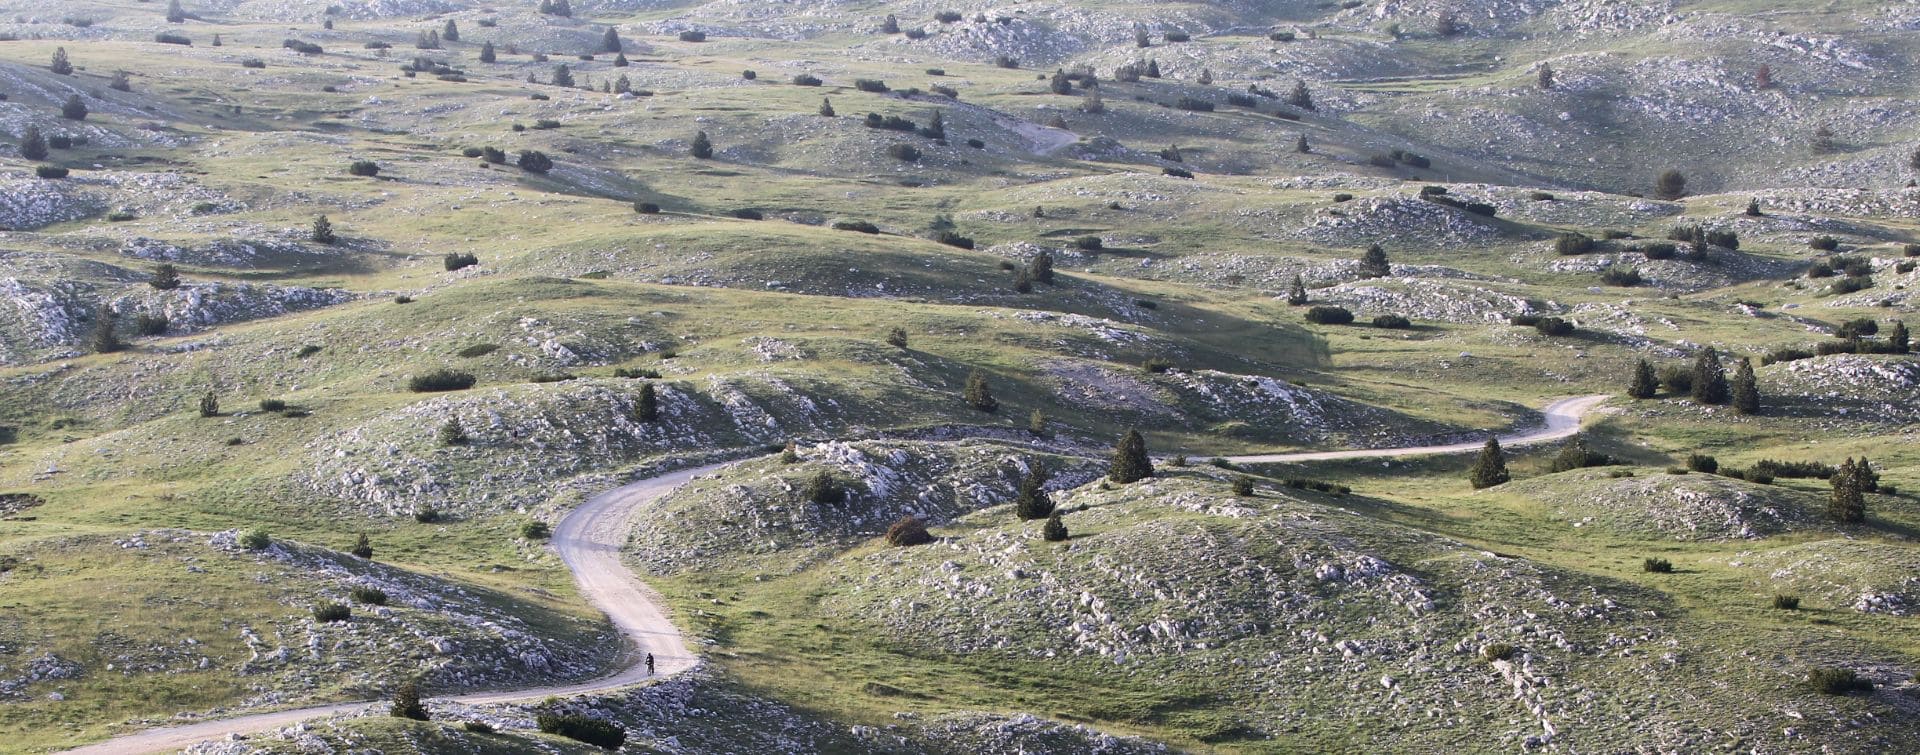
[1109,428,1154,483]
[1730,357,1760,415]
[634,383,658,422]
[1468,438,1510,489]
[1029,252,1055,284]
[881,14,900,34]
[390,679,429,721]
[1028,409,1046,435]
[690,130,713,159]
[310,215,336,244]
[442,20,459,42]
[602,26,623,53]
[438,417,467,445]
[517,150,553,173]
[89,306,123,353]
[350,533,373,559]
[1295,133,1310,154]
[1755,64,1773,89]
[819,97,835,117]
[1690,347,1730,405]
[551,63,574,87]
[1537,63,1554,90]
[886,515,933,546]
[804,470,844,504]
[1358,243,1391,278]
[962,369,997,412]
[50,47,72,75]
[150,264,182,290]
[1628,359,1658,399]
[198,391,219,418]
[885,327,908,349]
[1014,467,1054,520]
[1286,79,1313,110]
[1286,274,1309,305]
[61,94,89,121]
[1829,458,1866,523]
[479,41,496,63]
[19,126,48,161]
[1655,170,1687,200]
[1890,321,1910,353]
[1042,512,1069,542]
[166,0,187,23]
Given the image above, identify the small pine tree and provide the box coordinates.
[311,215,336,244]
[819,98,835,117]
[552,63,574,87]
[1286,274,1309,305]
[211,34,221,46]
[19,125,48,161]
[89,306,123,353]
[1690,347,1730,405]
[613,52,629,67]
[109,71,132,92]
[963,369,997,412]
[1537,63,1554,90]
[390,679,429,721]
[1198,68,1214,85]
[1890,321,1910,354]
[1730,357,1759,415]
[1294,133,1310,154]
[1027,409,1046,436]
[1146,59,1161,78]
[61,94,89,121]
[51,47,73,75]
[1049,70,1073,95]
[1358,243,1391,278]
[885,327,908,349]
[479,41,496,63]
[1286,79,1313,110]
[1013,467,1054,520]
[1109,428,1154,483]
[1029,252,1055,284]
[635,383,659,422]
[1042,512,1068,542]
[1745,198,1763,217]
[691,130,713,159]
[443,20,459,42]
[150,264,182,290]
[1829,458,1866,523]
[1232,475,1255,496]
[350,533,373,559]
[438,418,467,445]
[780,441,800,464]
[198,391,219,418]
[602,27,622,53]
[805,470,843,504]
[1012,268,1033,293]
[882,14,900,34]
[1468,438,1510,489]
[1080,87,1104,114]
[166,0,187,23]
[1628,359,1658,399]
[1755,64,1772,89]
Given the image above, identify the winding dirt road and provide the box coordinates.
[62,396,1606,754]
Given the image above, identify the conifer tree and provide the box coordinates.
[1014,467,1054,520]
[311,214,336,244]
[1468,437,1510,489]
[1628,359,1658,399]
[1536,63,1554,90]
[50,47,72,75]
[1655,170,1687,200]
[438,418,467,445]
[1829,458,1866,523]
[1029,252,1055,284]
[1358,243,1391,278]
[150,264,182,290]
[818,98,835,117]
[635,383,658,422]
[390,679,429,721]
[18,125,48,161]
[61,94,89,121]
[1109,428,1154,483]
[479,41,496,63]
[350,533,373,559]
[1295,133,1310,153]
[1286,79,1313,110]
[1691,347,1730,405]
[882,14,900,34]
[198,392,219,418]
[1028,409,1046,436]
[1042,512,1068,541]
[1286,274,1309,305]
[602,27,622,53]
[1730,357,1759,415]
[691,130,713,159]
[1890,321,1910,354]
[442,20,459,42]
[90,306,123,354]
[613,52,629,67]
[963,369,997,412]
[166,0,187,23]
[551,63,574,87]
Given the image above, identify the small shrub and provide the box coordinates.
[886,516,934,546]
[1534,317,1575,336]
[853,78,890,93]
[313,602,351,622]
[1372,314,1411,329]
[678,30,706,42]
[1481,643,1516,662]
[414,507,443,524]
[1231,476,1255,496]
[1806,667,1873,695]
[1141,357,1174,374]
[832,220,880,234]
[1163,167,1194,178]
[521,520,551,539]
[458,344,498,358]
[350,586,388,605]
[240,530,271,551]
[408,369,476,393]
[1640,242,1677,260]
[1642,558,1673,573]
[1554,233,1595,255]
[258,399,288,413]
[885,143,922,162]
[792,73,822,86]
[1809,236,1840,251]
[296,345,322,358]
[1772,594,1801,610]
[1073,235,1104,252]
[464,721,496,734]
[348,160,380,177]
[634,201,661,214]
[1601,267,1643,287]
[1304,306,1354,325]
[35,166,70,179]
[443,253,479,271]
[933,231,975,249]
[536,713,626,750]
[1686,453,1718,474]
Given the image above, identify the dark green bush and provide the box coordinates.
[444,253,479,271]
[350,586,388,605]
[1772,594,1800,610]
[1642,558,1673,573]
[832,220,880,233]
[457,344,498,358]
[1806,667,1872,695]
[240,530,271,550]
[35,166,69,179]
[348,160,380,177]
[521,520,551,539]
[258,398,288,412]
[886,515,933,546]
[1372,314,1411,329]
[1534,317,1575,336]
[408,370,476,392]
[1304,306,1354,325]
[313,602,351,622]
